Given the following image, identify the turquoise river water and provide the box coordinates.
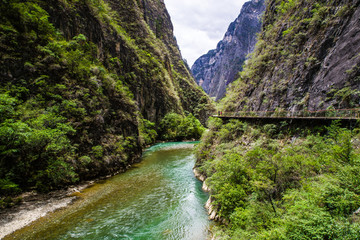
[6,142,211,240]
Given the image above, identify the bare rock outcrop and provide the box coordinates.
[191,0,266,100]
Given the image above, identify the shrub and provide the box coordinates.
[158,113,205,141]
[0,179,21,196]
[91,145,104,159]
[139,118,157,146]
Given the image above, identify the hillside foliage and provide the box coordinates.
[158,112,205,141]
[196,118,360,239]
[0,0,209,207]
[0,0,139,198]
[196,0,360,238]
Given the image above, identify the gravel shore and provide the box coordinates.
[0,183,91,239]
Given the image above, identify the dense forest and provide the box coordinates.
[0,0,212,207]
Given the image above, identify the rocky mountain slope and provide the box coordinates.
[191,0,265,100]
[222,0,360,112]
[0,0,212,195]
[194,1,360,238]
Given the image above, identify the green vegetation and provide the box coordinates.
[196,118,360,239]
[203,1,360,237]
[158,113,205,141]
[139,118,158,146]
[140,112,207,146]
[0,0,210,207]
[0,0,140,200]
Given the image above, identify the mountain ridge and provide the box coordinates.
[222,0,360,112]
[191,0,266,100]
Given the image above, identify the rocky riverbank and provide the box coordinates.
[0,182,92,239]
[193,168,221,221]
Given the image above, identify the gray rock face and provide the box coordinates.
[191,0,266,100]
[222,0,360,113]
[308,4,360,110]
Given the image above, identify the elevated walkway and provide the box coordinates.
[213,108,360,126]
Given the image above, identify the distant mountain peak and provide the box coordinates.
[191,0,266,100]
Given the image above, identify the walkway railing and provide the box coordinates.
[214,108,360,119]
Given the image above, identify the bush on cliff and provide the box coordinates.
[158,113,205,141]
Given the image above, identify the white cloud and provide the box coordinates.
[164,0,248,66]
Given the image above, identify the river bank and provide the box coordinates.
[0,182,93,239]
[193,168,220,220]
[0,147,144,239]
[194,167,230,240]
[0,140,199,239]
[1,142,211,240]
[0,166,133,240]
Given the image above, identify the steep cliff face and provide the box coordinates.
[222,0,360,112]
[44,0,211,123]
[0,0,212,193]
[191,0,266,100]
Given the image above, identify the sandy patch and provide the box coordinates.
[0,184,90,239]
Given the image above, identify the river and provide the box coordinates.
[4,142,211,240]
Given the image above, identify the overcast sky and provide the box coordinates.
[164,0,248,66]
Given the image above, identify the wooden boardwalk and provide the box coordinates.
[214,115,359,121]
[213,109,360,126]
